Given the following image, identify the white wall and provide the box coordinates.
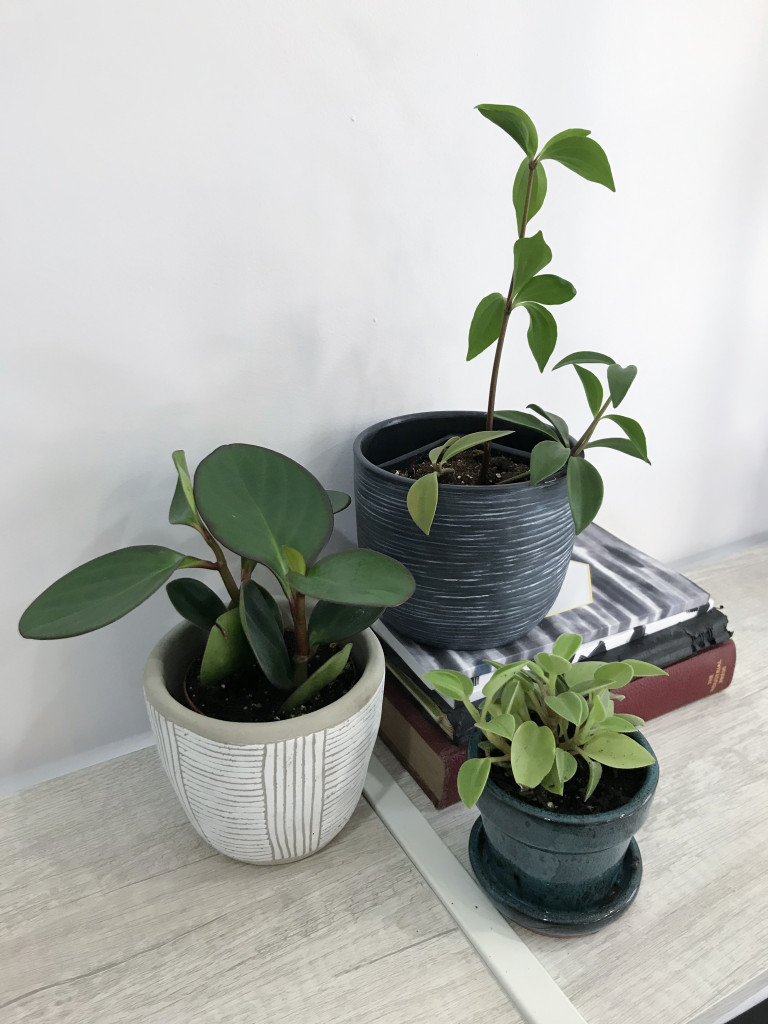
[3,0,767,785]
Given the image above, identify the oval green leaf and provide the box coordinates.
[567,458,604,534]
[423,669,473,701]
[476,103,538,157]
[457,756,492,809]
[308,601,384,647]
[290,550,415,607]
[515,274,576,307]
[441,430,513,464]
[520,301,557,372]
[19,546,193,640]
[607,363,637,408]
[510,721,556,788]
[584,437,648,461]
[407,472,439,536]
[280,643,352,713]
[169,450,200,529]
[166,578,226,631]
[495,409,558,441]
[594,661,634,688]
[540,134,615,191]
[574,364,604,417]
[200,607,254,685]
[584,758,603,800]
[552,633,583,661]
[239,580,293,690]
[545,691,589,727]
[513,158,547,233]
[326,490,351,514]
[467,292,506,361]
[622,659,668,678]
[483,712,518,742]
[605,414,649,462]
[527,404,569,445]
[552,350,615,370]
[282,546,306,576]
[194,444,333,578]
[581,732,656,769]
[512,231,552,295]
[529,440,570,485]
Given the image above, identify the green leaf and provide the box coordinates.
[552,350,615,370]
[607,363,637,408]
[239,580,293,690]
[280,643,353,714]
[513,158,547,233]
[515,274,576,307]
[467,293,505,361]
[540,133,615,191]
[581,732,656,769]
[282,546,306,576]
[407,472,439,536]
[476,103,538,158]
[599,715,642,733]
[429,437,458,465]
[169,451,200,529]
[495,409,558,441]
[604,414,649,462]
[326,490,351,514]
[527,404,569,445]
[584,758,603,800]
[512,231,552,295]
[457,757,492,809]
[194,444,333,579]
[510,721,556,789]
[574,364,604,417]
[545,691,589,727]
[423,669,473,701]
[594,662,634,688]
[553,633,582,661]
[290,550,415,607]
[567,458,604,534]
[199,608,253,685]
[556,747,578,782]
[308,601,384,647]
[622,659,668,678]
[584,438,648,461]
[440,430,513,464]
[484,712,518,742]
[520,302,557,372]
[564,660,604,687]
[535,652,572,676]
[529,440,570,485]
[19,546,194,640]
[166,578,226,631]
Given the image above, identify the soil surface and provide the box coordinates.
[490,755,647,816]
[184,640,357,723]
[397,448,529,486]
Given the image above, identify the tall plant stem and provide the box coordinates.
[571,398,612,457]
[199,526,240,603]
[480,159,538,483]
[292,592,310,684]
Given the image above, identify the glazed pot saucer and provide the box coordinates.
[468,817,643,937]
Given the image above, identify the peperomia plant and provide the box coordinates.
[406,104,650,537]
[425,632,663,808]
[19,444,415,715]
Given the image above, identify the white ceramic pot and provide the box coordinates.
[143,621,385,864]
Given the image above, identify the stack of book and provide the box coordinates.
[377,524,736,808]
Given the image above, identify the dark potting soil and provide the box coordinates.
[183,641,357,723]
[490,756,647,816]
[397,448,530,486]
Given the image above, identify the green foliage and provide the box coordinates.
[427,633,661,808]
[19,445,415,715]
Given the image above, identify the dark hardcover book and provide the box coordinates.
[381,604,732,746]
[374,523,710,686]
[382,641,737,808]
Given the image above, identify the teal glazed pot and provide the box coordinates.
[468,731,659,936]
[353,411,575,649]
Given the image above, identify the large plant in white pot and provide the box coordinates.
[354,103,650,649]
[19,444,415,863]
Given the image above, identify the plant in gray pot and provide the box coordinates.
[354,103,650,649]
[19,444,415,864]
[426,633,662,936]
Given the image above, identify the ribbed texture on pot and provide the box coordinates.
[354,412,575,649]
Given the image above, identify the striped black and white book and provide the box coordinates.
[374,524,710,706]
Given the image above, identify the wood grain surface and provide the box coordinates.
[0,748,520,1023]
[376,540,768,1024]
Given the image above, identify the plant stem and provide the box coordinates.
[292,592,310,685]
[571,398,612,457]
[480,159,538,483]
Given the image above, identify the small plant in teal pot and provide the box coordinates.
[426,634,663,935]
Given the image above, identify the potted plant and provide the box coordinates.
[354,103,650,649]
[426,633,662,935]
[19,443,415,864]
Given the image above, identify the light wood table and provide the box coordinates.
[377,541,768,1024]
[2,543,765,1024]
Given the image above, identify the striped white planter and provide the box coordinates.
[144,622,385,864]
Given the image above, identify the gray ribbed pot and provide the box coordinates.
[467,731,659,936]
[353,411,575,649]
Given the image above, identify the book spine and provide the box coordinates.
[616,639,736,720]
[587,607,731,667]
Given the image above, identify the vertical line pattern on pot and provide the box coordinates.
[144,682,383,864]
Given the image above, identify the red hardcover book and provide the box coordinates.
[380,640,737,809]
[616,638,736,719]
